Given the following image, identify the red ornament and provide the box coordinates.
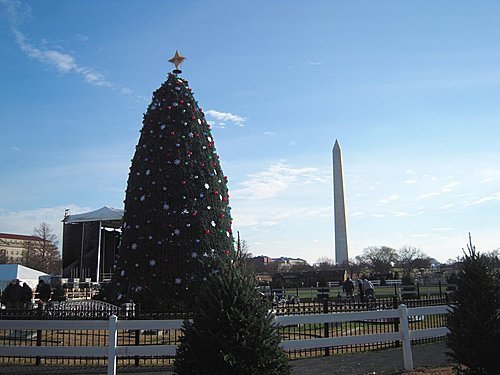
[181,180,187,185]
[205,229,210,235]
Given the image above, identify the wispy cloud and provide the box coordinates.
[0,204,92,243]
[378,194,399,203]
[205,110,246,128]
[2,0,134,95]
[233,162,326,200]
[404,169,418,184]
[465,192,500,206]
[419,192,439,199]
[442,181,459,192]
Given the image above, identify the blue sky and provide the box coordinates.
[1,0,499,264]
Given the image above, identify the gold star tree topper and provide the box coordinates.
[168,50,186,70]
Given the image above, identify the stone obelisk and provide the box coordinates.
[332,140,349,265]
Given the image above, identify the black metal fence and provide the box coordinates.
[0,294,450,366]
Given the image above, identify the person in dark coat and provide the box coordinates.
[35,279,52,303]
[358,279,365,302]
[21,282,33,308]
[1,279,23,309]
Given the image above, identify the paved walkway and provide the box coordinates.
[0,342,450,375]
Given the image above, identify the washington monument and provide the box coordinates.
[332,140,349,264]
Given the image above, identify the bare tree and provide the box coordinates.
[397,246,431,277]
[0,238,9,263]
[23,222,61,274]
[315,257,335,271]
[357,246,398,276]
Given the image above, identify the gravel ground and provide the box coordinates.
[291,341,451,375]
[0,341,451,375]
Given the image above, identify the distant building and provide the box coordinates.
[273,257,308,271]
[0,233,41,264]
[249,255,273,265]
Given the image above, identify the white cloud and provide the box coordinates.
[2,2,134,95]
[442,181,459,192]
[205,110,246,127]
[378,194,399,203]
[232,162,326,200]
[419,192,440,199]
[404,169,418,184]
[465,192,500,206]
[0,204,92,243]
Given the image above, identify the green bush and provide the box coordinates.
[446,236,500,374]
[174,255,291,375]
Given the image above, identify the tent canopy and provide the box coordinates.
[0,264,49,290]
[63,206,124,226]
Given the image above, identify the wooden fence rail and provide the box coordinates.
[0,304,450,375]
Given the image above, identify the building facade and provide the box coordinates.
[0,233,41,264]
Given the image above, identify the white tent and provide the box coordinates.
[63,206,124,225]
[0,264,49,290]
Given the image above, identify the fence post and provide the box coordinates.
[392,295,400,348]
[108,315,118,375]
[35,303,43,366]
[398,304,413,371]
[323,298,330,357]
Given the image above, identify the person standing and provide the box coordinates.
[358,279,364,302]
[1,279,23,309]
[343,278,355,301]
[21,282,33,308]
[36,279,52,303]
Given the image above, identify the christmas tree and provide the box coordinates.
[174,250,291,375]
[446,235,500,374]
[107,52,234,310]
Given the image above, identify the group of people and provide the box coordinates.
[342,277,375,302]
[1,279,33,309]
[1,279,52,309]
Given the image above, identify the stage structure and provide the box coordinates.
[62,206,123,283]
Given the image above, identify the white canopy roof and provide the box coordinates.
[0,264,49,290]
[63,206,124,224]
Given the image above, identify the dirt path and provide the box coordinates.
[291,341,451,375]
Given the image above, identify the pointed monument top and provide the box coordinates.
[333,139,341,150]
